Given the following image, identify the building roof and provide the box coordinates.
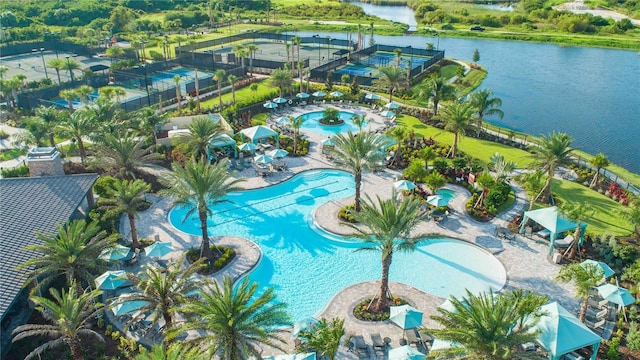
[0,173,98,320]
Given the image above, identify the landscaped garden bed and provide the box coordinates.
[186,246,236,275]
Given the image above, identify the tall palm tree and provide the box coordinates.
[62,59,81,82]
[101,178,150,249]
[420,147,437,172]
[560,201,592,259]
[489,152,516,182]
[556,263,604,322]
[17,219,115,295]
[59,89,78,111]
[95,133,161,179]
[246,43,258,76]
[76,85,94,105]
[47,58,65,84]
[589,153,610,188]
[518,170,546,211]
[173,75,183,115]
[12,284,104,360]
[298,317,345,360]
[213,69,226,110]
[232,44,246,68]
[227,74,237,104]
[329,131,388,212]
[135,343,208,360]
[56,108,94,163]
[469,88,504,135]
[529,132,574,202]
[439,100,474,158]
[114,256,204,330]
[394,48,402,67]
[35,105,65,147]
[418,74,456,115]
[289,115,304,155]
[170,276,291,359]
[270,68,293,97]
[388,126,406,167]
[134,107,169,145]
[428,289,547,359]
[373,65,407,102]
[159,159,244,260]
[13,117,48,147]
[173,116,226,161]
[345,192,428,312]
[623,200,640,235]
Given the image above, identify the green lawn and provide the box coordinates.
[198,79,278,109]
[551,179,634,236]
[0,148,27,161]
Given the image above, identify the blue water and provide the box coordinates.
[297,110,367,136]
[169,170,506,321]
[436,189,457,200]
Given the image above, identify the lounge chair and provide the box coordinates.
[406,329,421,347]
[349,335,369,357]
[586,307,608,320]
[584,318,606,329]
[588,297,609,309]
[524,226,533,238]
[554,235,574,248]
[599,321,615,340]
[565,351,585,360]
[370,333,386,356]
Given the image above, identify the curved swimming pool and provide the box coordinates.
[296,110,367,136]
[168,170,506,321]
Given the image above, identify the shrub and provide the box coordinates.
[94,175,118,197]
[186,245,236,274]
[1,165,29,178]
[607,336,620,360]
[0,130,8,139]
[338,204,357,223]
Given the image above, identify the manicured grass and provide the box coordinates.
[0,148,27,161]
[397,114,534,168]
[198,79,278,109]
[551,178,634,236]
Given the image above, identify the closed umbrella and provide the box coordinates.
[364,93,380,100]
[381,110,396,118]
[597,284,635,306]
[273,97,288,104]
[580,259,615,278]
[268,149,289,158]
[312,91,326,98]
[296,92,310,99]
[95,270,127,290]
[239,142,258,152]
[145,242,173,259]
[388,345,425,360]
[99,245,131,261]
[292,317,319,337]
[394,180,416,191]
[385,102,400,109]
[427,195,449,207]
[254,154,273,165]
[264,101,278,109]
[330,91,343,97]
[390,305,423,340]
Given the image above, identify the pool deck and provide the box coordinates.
[123,102,578,358]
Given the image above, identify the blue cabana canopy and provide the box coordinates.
[239,125,279,148]
[533,302,601,360]
[208,133,238,158]
[519,206,587,252]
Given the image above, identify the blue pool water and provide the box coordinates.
[296,110,367,136]
[436,189,457,200]
[169,170,506,321]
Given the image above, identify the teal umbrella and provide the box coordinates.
[394,180,416,191]
[321,138,334,146]
[111,297,149,316]
[427,195,449,207]
[365,93,380,100]
[239,142,258,152]
[597,284,635,306]
[99,245,131,261]
[381,110,396,118]
[296,92,310,99]
[254,154,274,165]
[263,353,316,360]
[95,270,127,290]
[580,259,615,278]
[273,97,288,104]
[268,149,289,158]
[390,305,423,330]
[312,91,326,97]
[388,345,425,360]
[385,102,400,110]
[264,101,278,109]
[145,242,173,259]
[330,91,344,97]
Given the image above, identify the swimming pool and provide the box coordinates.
[296,110,367,136]
[168,170,506,321]
[436,188,457,200]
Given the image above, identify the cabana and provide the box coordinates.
[533,302,601,360]
[208,133,237,159]
[239,125,279,148]
[519,206,587,253]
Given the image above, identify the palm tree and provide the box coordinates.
[556,263,604,322]
[59,89,78,111]
[135,343,208,360]
[439,100,475,158]
[213,69,226,110]
[114,256,204,330]
[623,200,640,235]
[289,115,304,155]
[134,107,169,145]
[105,46,125,60]
[329,131,388,212]
[246,43,258,76]
[394,48,402,67]
[232,44,246,68]
[170,276,291,359]
[56,108,94,163]
[469,88,504,135]
[62,59,81,81]
[12,284,104,360]
[101,178,150,248]
[95,133,161,179]
[560,201,593,259]
[298,61,305,93]
[13,117,48,147]
[227,74,237,104]
[76,85,94,105]
[529,132,574,202]
[173,116,226,161]
[428,289,547,359]
[159,159,244,260]
[17,219,115,295]
[373,65,407,102]
[345,192,428,313]
[388,126,406,167]
[35,105,64,147]
[173,75,183,115]
[418,74,456,115]
[489,152,516,182]
[420,147,437,172]
[270,68,293,98]
[47,58,65,84]
[298,317,345,360]
[424,171,446,193]
[518,170,546,211]
[589,153,610,188]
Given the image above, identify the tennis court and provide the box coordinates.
[360,52,432,70]
[48,88,146,110]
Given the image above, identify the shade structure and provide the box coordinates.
[580,259,615,278]
[388,345,425,360]
[99,245,131,261]
[267,149,289,158]
[240,125,279,147]
[532,302,601,360]
[519,206,587,252]
[321,137,335,146]
[329,91,344,97]
[364,93,380,100]
[264,101,278,109]
[292,317,319,337]
[427,195,449,207]
[111,297,149,316]
[296,92,310,99]
[145,242,173,259]
[273,97,288,104]
[95,270,127,290]
[263,353,316,360]
[312,91,326,97]
[380,110,396,118]
[430,338,461,352]
[275,116,290,125]
[254,154,273,165]
[597,284,635,306]
[238,142,258,152]
[385,102,400,109]
[394,180,416,191]
[390,305,423,330]
[210,133,236,148]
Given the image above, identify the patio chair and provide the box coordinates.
[599,321,615,340]
[584,318,606,330]
[406,329,421,347]
[370,333,386,356]
[565,351,585,360]
[553,235,574,249]
[588,297,609,309]
[348,335,369,357]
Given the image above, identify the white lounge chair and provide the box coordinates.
[554,235,574,248]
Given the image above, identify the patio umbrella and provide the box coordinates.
[254,154,273,165]
[390,305,423,340]
[292,317,319,337]
[273,97,288,104]
[264,101,278,109]
[321,138,334,146]
[276,116,291,126]
[394,180,416,191]
[263,353,316,360]
[330,91,344,97]
[364,93,380,100]
[95,270,127,290]
[381,110,396,118]
[427,195,449,207]
[268,149,289,158]
[99,245,131,261]
[597,284,635,306]
[388,345,425,360]
[580,259,615,278]
[111,296,149,316]
[430,339,462,352]
[145,242,173,259]
[312,91,326,98]
[385,102,400,110]
[239,142,258,152]
[296,92,310,99]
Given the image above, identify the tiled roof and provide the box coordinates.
[0,173,98,320]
